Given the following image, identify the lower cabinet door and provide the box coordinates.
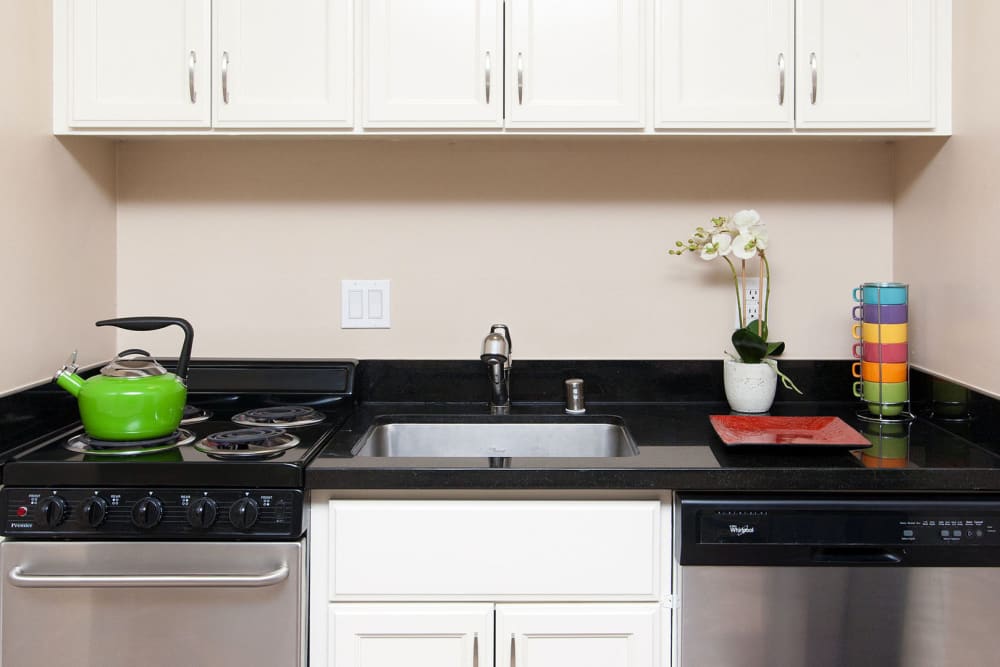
[496,603,661,667]
[329,603,495,667]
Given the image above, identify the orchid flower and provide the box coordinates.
[700,233,732,260]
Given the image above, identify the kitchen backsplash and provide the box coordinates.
[115,138,893,361]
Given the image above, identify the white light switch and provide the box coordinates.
[342,280,391,329]
[368,290,383,319]
[347,290,364,319]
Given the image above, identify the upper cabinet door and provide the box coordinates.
[505,0,645,128]
[361,0,502,128]
[796,0,935,128]
[655,0,793,128]
[68,0,210,128]
[214,0,352,128]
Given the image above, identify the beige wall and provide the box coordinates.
[0,1,116,395]
[894,0,1000,398]
[117,139,892,360]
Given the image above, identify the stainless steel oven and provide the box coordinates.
[1,541,305,666]
[0,361,357,667]
[677,494,1000,667]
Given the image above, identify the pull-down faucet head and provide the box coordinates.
[481,324,512,414]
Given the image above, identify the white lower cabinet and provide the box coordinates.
[329,603,493,667]
[327,603,660,667]
[310,498,672,667]
[498,604,661,667]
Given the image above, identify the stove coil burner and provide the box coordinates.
[64,429,195,457]
[194,427,301,459]
[231,405,325,428]
[180,404,213,425]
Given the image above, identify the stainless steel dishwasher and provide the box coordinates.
[677,494,1000,667]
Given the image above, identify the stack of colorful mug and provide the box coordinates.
[851,282,910,420]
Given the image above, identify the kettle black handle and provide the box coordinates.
[96,317,194,381]
[117,348,151,358]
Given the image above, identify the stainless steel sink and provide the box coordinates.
[351,415,639,458]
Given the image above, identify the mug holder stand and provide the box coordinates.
[853,283,914,425]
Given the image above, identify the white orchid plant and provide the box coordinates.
[670,209,801,393]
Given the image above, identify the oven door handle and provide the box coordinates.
[7,563,289,588]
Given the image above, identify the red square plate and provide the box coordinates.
[709,415,871,449]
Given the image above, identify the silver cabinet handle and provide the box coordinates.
[485,51,492,104]
[810,52,818,105]
[8,564,289,589]
[777,53,785,105]
[473,633,479,667]
[517,52,524,105]
[222,50,231,104]
[188,50,197,103]
[510,633,516,667]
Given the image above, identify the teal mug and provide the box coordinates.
[852,282,908,305]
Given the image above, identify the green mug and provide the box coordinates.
[853,380,908,416]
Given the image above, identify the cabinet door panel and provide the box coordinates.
[214,0,352,127]
[796,0,934,128]
[655,0,793,128]
[362,0,502,127]
[69,0,210,127]
[496,604,660,667]
[505,0,645,128]
[328,500,660,601]
[330,604,494,667]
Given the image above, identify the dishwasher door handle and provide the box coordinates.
[811,548,902,565]
[8,564,289,588]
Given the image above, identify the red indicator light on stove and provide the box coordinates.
[16,507,28,518]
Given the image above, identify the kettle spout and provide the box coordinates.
[54,367,85,397]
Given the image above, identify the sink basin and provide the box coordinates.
[351,415,639,458]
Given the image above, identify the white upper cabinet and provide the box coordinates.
[655,0,794,128]
[214,0,352,128]
[361,0,502,128]
[67,0,210,128]
[796,0,936,129]
[504,0,646,129]
[56,0,950,134]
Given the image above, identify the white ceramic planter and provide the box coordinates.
[723,359,777,413]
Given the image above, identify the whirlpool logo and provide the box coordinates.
[728,524,755,536]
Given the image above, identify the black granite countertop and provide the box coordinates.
[306,361,1000,492]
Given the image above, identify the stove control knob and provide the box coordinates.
[187,497,218,529]
[37,495,67,528]
[229,497,259,530]
[81,496,109,528]
[131,496,164,530]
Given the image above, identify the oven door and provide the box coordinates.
[0,541,305,667]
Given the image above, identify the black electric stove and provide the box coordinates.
[0,360,355,540]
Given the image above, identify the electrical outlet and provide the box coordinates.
[735,277,767,329]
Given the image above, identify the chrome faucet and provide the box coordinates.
[481,324,512,415]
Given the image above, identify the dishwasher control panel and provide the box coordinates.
[697,508,1000,546]
[0,487,303,540]
[680,494,1000,566]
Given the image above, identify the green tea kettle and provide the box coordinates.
[55,317,194,441]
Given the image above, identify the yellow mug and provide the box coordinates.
[852,322,907,344]
[852,361,908,383]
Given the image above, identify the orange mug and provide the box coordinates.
[852,361,908,383]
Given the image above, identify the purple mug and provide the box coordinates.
[852,303,908,324]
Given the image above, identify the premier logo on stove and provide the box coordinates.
[728,524,755,536]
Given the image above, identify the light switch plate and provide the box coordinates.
[342,280,391,329]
